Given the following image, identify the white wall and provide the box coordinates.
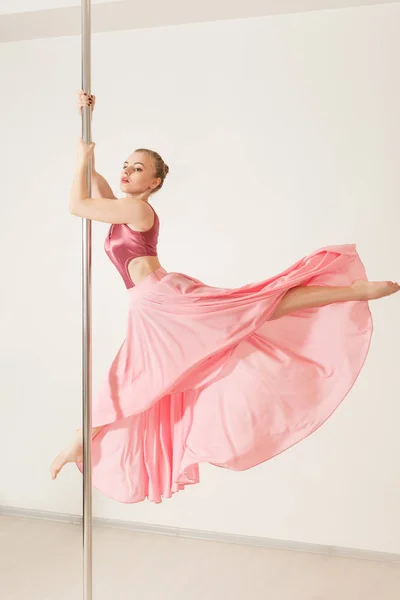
[0,3,399,554]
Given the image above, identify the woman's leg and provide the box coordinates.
[50,281,398,479]
[50,426,103,480]
[271,279,400,320]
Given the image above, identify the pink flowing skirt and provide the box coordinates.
[76,244,372,503]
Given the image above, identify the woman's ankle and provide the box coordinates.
[76,426,103,439]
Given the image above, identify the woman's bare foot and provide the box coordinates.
[50,430,83,480]
[351,280,400,301]
[50,426,103,480]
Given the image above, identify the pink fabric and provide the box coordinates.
[76,244,372,504]
[104,207,159,289]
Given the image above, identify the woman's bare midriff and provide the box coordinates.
[127,255,163,286]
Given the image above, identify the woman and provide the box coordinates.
[50,91,399,503]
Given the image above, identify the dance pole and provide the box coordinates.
[81,1,93,599]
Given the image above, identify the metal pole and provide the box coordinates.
[81,1,93,599]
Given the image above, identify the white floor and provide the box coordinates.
[1,515,400,600]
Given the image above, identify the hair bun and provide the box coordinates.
[164,163,170,175]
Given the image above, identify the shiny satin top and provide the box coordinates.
[104,207,159,289]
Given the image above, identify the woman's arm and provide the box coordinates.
[78,90,117,200]
[70,141,154,229]
[91,161,118,200]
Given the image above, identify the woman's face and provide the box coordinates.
[120,152,160,196]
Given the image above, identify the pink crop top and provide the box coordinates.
[104,207,159,289]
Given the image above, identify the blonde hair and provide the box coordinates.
[135,148,169,194]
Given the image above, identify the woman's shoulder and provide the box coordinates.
[126,203,159,233]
